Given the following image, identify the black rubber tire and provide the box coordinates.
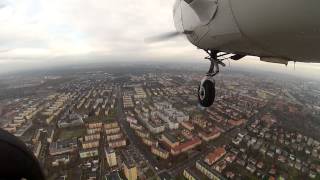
[198,80,215,107]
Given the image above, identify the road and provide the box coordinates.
[114,85,159,177]
[99,126,106,180]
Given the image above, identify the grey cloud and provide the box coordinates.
[0,48,12,53]
[0,2,6,9]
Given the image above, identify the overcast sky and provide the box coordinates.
[0,0,319,79]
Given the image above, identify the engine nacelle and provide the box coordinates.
[174,0,320,62]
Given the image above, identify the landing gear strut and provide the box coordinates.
[198,50,225,107]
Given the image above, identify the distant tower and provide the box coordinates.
[105,148,117,167]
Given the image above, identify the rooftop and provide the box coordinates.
[172,137,201,152]
[205,147,226,164]
[163,132,179,143]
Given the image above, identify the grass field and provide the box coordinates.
[57,127,86,140]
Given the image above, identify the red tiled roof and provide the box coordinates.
[171,137,201,153]
[200,129,220,138]
[205,147,226,165]
[182,121,194,128]
[228,119,245,126]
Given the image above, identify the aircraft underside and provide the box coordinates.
[183,0,320,63]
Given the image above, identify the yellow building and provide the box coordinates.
[84,133,101,141]
[82,140,99,149]
[135,130,149,138]
[130,123,143,131]
[162,133,179,148]
[87,128,102,134]
[87,122,103,129]
[124,159,138,180]
[196,160,224,180]
[105,127,121,135]
[183,168,201,180]
[151,146,169,159]
[106,133,122,141]
[104,122,119,129]
[142,138,158,147]
[108,139,126,148]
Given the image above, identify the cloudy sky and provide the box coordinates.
[0,0,203,72]
[0,0,319,79]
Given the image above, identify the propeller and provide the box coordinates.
[144,31,192,43]
[145,0,217,44]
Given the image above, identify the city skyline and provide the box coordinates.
[0,0,320,78]
[0,66,319,179]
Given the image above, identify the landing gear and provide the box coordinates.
[198,50,225,107]
[198,76,215,107]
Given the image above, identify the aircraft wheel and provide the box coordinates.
[198,78,215,107]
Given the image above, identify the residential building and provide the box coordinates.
[130,123,143,131]
[181,121,194,131]
[199,129,221,142]
[151,146,169,159]
[196,160,226,180]
[105,127,121,135]
[49,138,78,156]
[183,168,201,180]
[135,130,150,138]
[87,122,103,129]
[108,139,126,148]
[162,132,180,148]
[123,96,134,108]
[171,138,202,155]
[134,87,147,99]
[142,137,158,147]
[106,133,123,141]
[141,118,165,134]
[52,154,70,167]
[104,122,119,129]
[79,148,99,159]
[87,128,102,134]
[82,140,99,149]
[205,147,226,165]
[123,158,138,180]
[126,116,138,124]
[84,133,101,141]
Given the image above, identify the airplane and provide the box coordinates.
[148,0,320,107]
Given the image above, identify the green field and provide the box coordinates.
[57,127,86,140]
